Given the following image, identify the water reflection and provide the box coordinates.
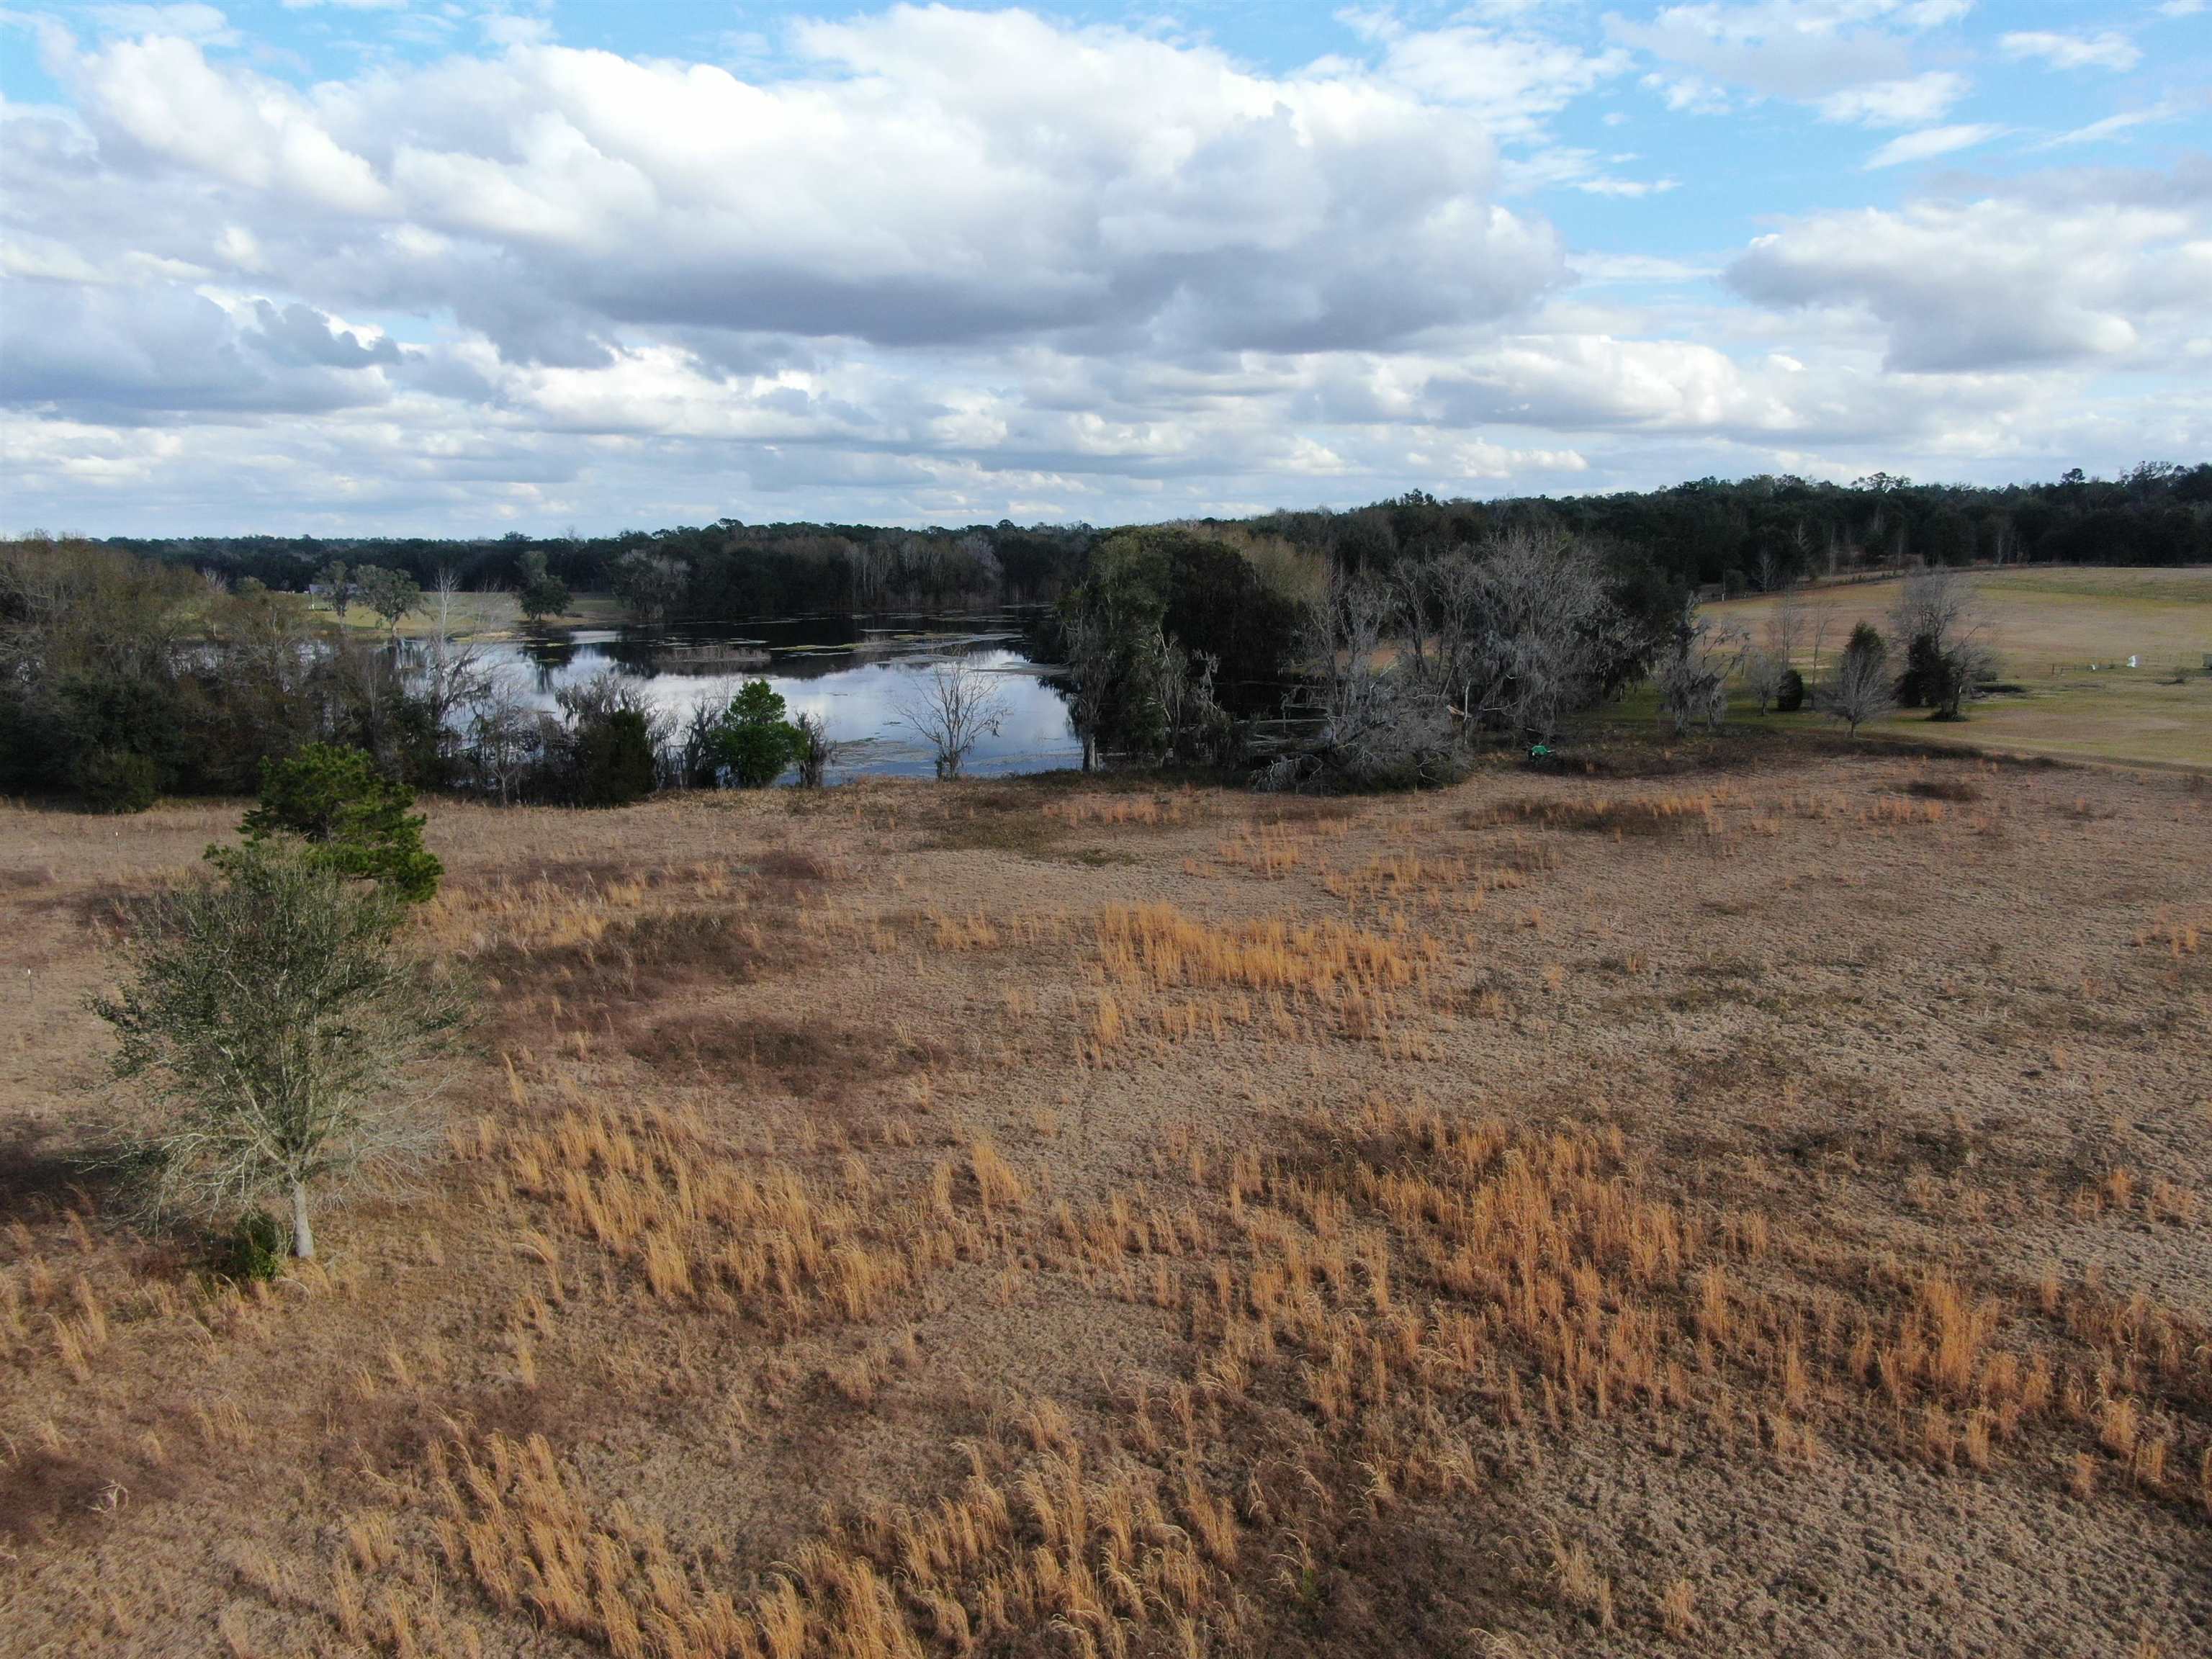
[487,612,1080,781]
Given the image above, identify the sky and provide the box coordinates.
[1,1,2207,536]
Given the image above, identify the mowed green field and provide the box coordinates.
[1713,566,2212,770]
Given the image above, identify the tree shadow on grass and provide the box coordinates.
[0,1123,139,1226]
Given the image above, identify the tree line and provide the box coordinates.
[1244,462,2212,589]
[7,458,2201,809]
[85,519,1102,621]
[60,462,2211,624]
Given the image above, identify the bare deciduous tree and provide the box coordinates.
[894,659,1007,779]
[1807,606,1833,679]
[1274,526,1647,788]
[1742,649,1787,715]
[793,710,841,788]
[1448,526,1640,742]
[405,570,494,775]
[1892,565,1992,719]
[1655,602,1745,735]
[466,670,550,804]
[1764,593,1808,666]
[1297,569,1459,788]
[1820,634,1897,737]
[1741,593,1808,714]
[93,841,467,1259]
[1890,564,1972,655]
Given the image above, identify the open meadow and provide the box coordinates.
[2,739,2208,1658]
[1712,567,2212,770]
[321,590,618,640]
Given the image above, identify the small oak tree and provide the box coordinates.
[516,549,570,626]
[355,565,423,639]
[612,551,688,626]
[94,841,467,1259]
[553,672,667,805]
[316,559,354,620]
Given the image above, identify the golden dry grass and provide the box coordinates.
[1,749,2208,1655]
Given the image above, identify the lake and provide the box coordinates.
[488,611,1082,781]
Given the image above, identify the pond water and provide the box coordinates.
[487,611,1081,781]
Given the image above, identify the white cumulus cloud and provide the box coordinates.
[1728,183,2212,372]
[50,14,1563,361]
[1609,0,1966,102]
[1816,71,1966,127]
[1863,122,2002,168]
[2,4,2203,532]
[2000,30,2144,72]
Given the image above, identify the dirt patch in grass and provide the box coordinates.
[746,845,835,889]
[1061,845,1141,867]
[469,905,811,1048]
[627,1011,940,1096]
[928,811,1066,855]
[1904,776,1984,802]
[1470,793,1719,835]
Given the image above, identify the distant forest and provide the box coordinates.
[12,460,2208,809]
[89,462,2212,619]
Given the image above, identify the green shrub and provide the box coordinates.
[74,747,159,814]
[577,708,659,805]
[214,1210,287,1281]
[238,742,443,902]
[710,680,804,787]
[1899,633,1974,716]
[55,668,192,797]
[1775,667,1806,713]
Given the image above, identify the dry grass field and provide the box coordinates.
[1713,567,2212,770]
[3,739,2208,1657]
